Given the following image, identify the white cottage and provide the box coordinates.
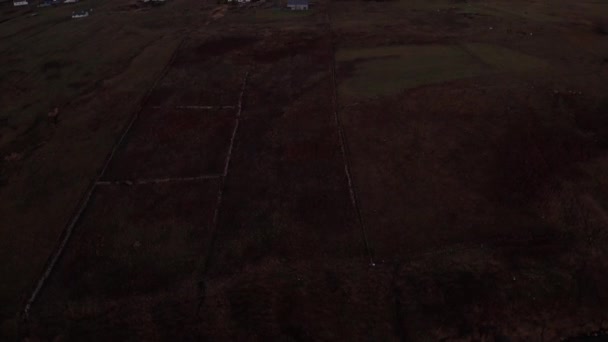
[287,0,308,10]
[71,9,89,18]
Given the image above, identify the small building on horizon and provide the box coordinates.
[13,0,29,6]
[287,0,308,10]
[71,9,89,18]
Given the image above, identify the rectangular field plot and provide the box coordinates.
[336,45,489,98]
[29,181,219,340]
[242,33,331,110]
[340,81,562,260]
[336,44,548,98]
[147,62,248,108]
[103,108,235,181]
[206,74,363,276]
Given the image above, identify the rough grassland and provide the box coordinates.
[3,0,608,340]
[337,44,547,97]
[0,0,207,335]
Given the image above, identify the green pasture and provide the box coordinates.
[337,44,548,97]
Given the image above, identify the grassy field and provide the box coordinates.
[336,43,548,97]
[2,0,608,340]
[337,45,486,96]
[32,181,219,340]
[332,0,608,339]
[0,0,205,336]
[464,43,548,71]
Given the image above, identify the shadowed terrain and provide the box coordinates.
[1,0,608,340]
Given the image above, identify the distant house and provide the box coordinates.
[287,0,307,10]
[71,9,89,18]
[64,0,79,4]
[13,0,28,6]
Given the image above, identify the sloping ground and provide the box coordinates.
[5,0,608,340]
[336,44,548,97]
[0,0,206,337]
[339,76,608,339]
[30,182,220,341]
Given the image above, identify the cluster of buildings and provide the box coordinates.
[141,0,167,5]
[71,9,90,17]
[224,0,309,10]
[12,0,92,18]
[286,0,307,10]
[13,0,82,8]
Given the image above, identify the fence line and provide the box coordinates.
[326,12,374,265]
[21,38,187,320]
[96,174,222,186]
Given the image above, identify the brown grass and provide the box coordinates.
[593,19,608,35]
[6,0,608,340]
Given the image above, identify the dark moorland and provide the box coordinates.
[1,0,608,340]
